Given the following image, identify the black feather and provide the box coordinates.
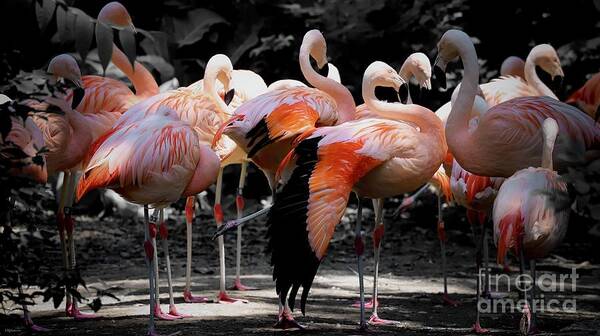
[267,136,322,316]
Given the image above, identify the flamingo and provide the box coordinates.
[184,68,269,296]
[352,52,441,319]
[493,118,569,335]
[77,103,220,336]
[212,30,355,197]
[79,53,236,318]
[260,61,446,329]
[500,56,525,78]
[1,94,48,331]
[567,72,600,120]
[433,29,600,179]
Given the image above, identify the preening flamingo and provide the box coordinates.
[500,56,525,78]
[567,72,600,120]
[264,61,446,329]
[77,104,220,335]
[434,29,600,178]
[493,118,569,335]
[79,53,235,319]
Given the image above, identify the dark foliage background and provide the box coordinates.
[0,0,599,323]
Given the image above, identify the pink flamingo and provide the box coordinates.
[567,72,600,120]
[434,29,599,332]
[77,104,220,336]
[267,63,341,90]
[80,53,236,318]
[184,68,267,293]
[434,29,599,178]
[493,118,569,335]
[263,61,446,329]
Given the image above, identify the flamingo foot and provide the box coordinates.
[168,305,192,318]
[472,321,489,334]
[153,305,181,320]
[23,316,49,332]
[229,279,258,291]
[519,305,538,335]
[216,291,248,304]
[147,329,181,336]
[183,290,209,303]
[273,311,305,330]
[368,313,400,326]
[442,293,460,307]
[352,298,377,309]
[65,303,98,320]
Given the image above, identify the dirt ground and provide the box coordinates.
[4,192,600,335]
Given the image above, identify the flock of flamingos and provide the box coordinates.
[3,2,600,335]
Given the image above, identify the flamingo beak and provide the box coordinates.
[212,114,244,150]
[71,87,85,110]
[223,89,235,106]
[433,56,447,90]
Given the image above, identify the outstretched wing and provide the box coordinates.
[233,87,339,157]
[267,118,414,314]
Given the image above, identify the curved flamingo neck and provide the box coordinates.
[524,52,557,99]
[363,81,440,136]
[110,44,159,98]
[299,42,355,124]
[446,34,480,159]
[398,61,415,104]
[203,63,230,115]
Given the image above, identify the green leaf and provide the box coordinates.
[170,8,227,48]
[138,55,174,83]
[56,4,75,43]
[95,22,114,76]
[118,27,137,69]
[72,8,94,62]
[35,0,56,32]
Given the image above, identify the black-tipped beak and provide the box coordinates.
[318,62,329,77]
[433,65,447,90]
[224,89,235,106]
[212,222,232,240]
[551,75,564,93]
[71,87,85,110]
[398,84,409,104]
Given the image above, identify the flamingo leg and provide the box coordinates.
[529,260,538,334]
[472,226,488,333]
[64,172,95,319]
[353,197,367,330]
[19,277,49,332]
[151,210,179,320]
[274,298,305,330]
[56,172,71,316]
[214,168,247,303]
[438,195,458,307]
[183,196,208,303]
[143,206,159,336]
[518,240,533,335]
[368,198,399,326]
[158,210,190,318]
[231,160,256,291]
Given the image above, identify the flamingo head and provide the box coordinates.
[401,52,432,90]
[434,29,469,89]
[303,30,328,71]
[363,61,406,96]
[97,2,135,31]
[47,54,83,88]
[206,54,235,108]
[530,44,564,82]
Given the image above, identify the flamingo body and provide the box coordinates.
[567,72,600,119]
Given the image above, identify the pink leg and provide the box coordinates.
[273,302,305,330]
[437,196,459,307]
[183,197,209,303]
